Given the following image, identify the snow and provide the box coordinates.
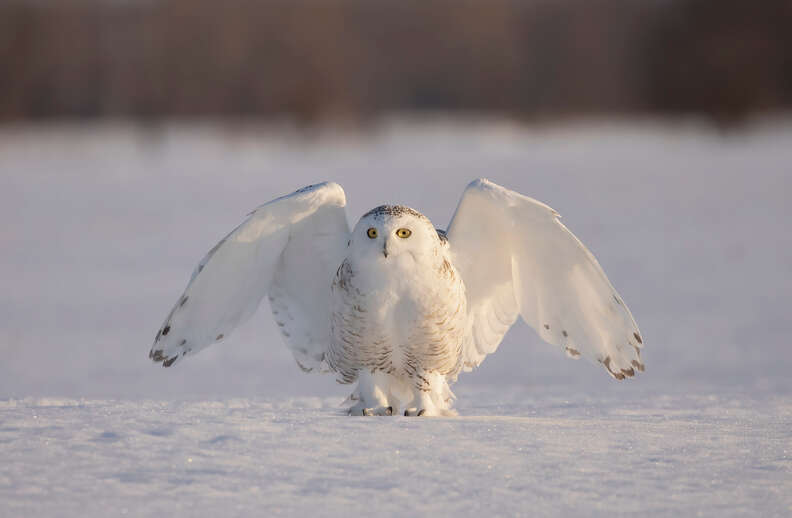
[1,391,790,517]
[1,118,791,515]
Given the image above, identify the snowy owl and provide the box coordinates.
[150,179,643,416]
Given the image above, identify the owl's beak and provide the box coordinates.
[382,240,389,258]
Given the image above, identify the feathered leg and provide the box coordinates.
[403,372,457,417]
[347,370,393,416]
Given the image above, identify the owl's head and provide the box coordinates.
[349,205,443,265]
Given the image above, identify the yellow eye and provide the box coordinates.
[367,228,378,239]
[396,228,412,239]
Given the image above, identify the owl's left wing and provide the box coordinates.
[446,179,644,379]
[149,182,349,371]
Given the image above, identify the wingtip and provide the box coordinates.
[149,347,184,367]
[149,347,180,367]
[149,348,166,362]
[601,355,644,380]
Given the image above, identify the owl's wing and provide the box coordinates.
[149,182,349,371]
[446,179,644,379]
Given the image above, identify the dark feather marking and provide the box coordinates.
[633,332,643,344]
[601,356,626,379]
[439,258,455,280]
[295,359,313,373]
[362,205,428,221]
[294,184,319,194]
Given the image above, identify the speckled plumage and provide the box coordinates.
[322,205,469,415]
[149,180,644,416]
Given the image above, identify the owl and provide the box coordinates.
[150,180,644,416]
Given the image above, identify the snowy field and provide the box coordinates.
[2,392,790,517]
[1,118,791,516]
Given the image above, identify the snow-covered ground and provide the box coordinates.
[2,392,790,517]
[1,118,791,516]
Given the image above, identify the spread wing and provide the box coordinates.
[149,182,349,371]
[446,179,644,379]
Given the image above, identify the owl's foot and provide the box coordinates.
[403,407,456,417]
[401,383,445,416]
[405,407,449,416]
[349,404,393,416]
[370,406,394,416]
[347,371,395,416]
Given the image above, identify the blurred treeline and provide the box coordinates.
[1,0,790,124]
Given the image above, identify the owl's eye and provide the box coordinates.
[396,228,412,239]
[367,228,378,239]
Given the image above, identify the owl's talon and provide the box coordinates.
[349,403,393,416]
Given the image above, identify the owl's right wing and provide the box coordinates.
[149,182,350,372]
[446,179,644,379]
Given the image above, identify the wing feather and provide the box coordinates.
[447,178,644,378]
[149,182,349,368]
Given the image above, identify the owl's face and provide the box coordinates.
[348,205,440,267]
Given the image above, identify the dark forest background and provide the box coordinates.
[1,0,790,125]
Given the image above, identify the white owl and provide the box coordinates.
[150,180,644,416]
